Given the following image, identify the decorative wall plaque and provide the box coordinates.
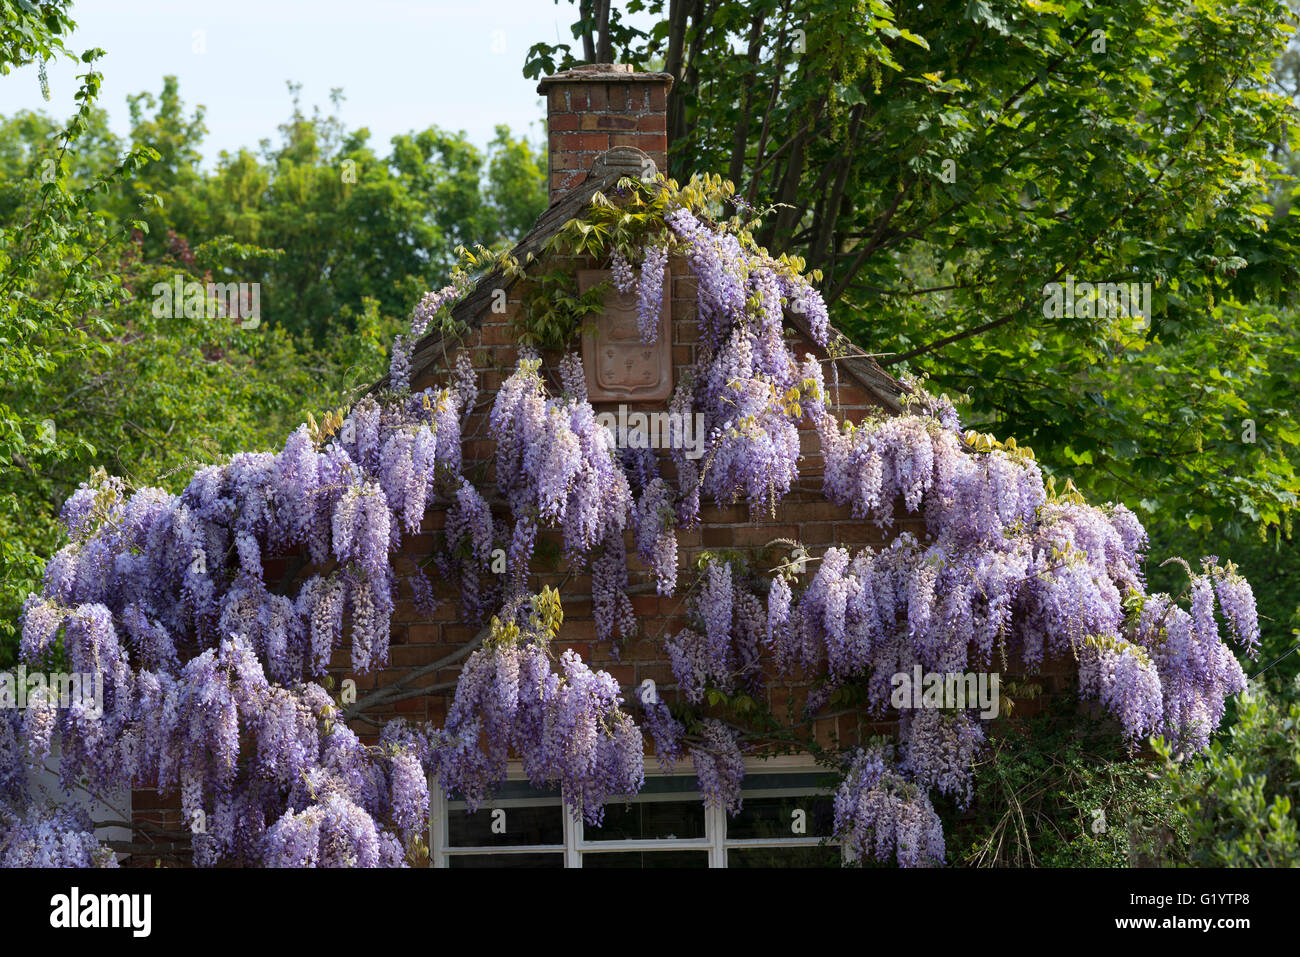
[578,268,673,402]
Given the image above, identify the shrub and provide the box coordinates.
[1154,677,1300,867]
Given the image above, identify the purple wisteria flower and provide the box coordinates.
[833,747,945,867]
[636,244,669,342]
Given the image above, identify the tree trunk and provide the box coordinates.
[580,0,596,62]
[595,0,612,63]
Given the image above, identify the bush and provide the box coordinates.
[946,696,1188,867]
[1154,677,1300,867]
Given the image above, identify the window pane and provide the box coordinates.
[447,852,564,868]
[447,803,564,847]
[583,800,706,842]
[727,845,842,868]
[726,795,835,840]
[581,851,709,868]
[446,781,561,801]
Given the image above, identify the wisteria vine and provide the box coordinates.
[1,176,1263,869]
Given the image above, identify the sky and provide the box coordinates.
[0,0,643,163]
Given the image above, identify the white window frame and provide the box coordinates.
[429,755,844,868]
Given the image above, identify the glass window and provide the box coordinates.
[726,794,835,840]
[447,802,565,847]
[582,800,706,842]
[431,763,843,868]
[726,845,842,868]
[581,851,709,868]
[448,853,564,868]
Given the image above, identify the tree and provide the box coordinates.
[525,0,1300,570]
[0,0,159,648]
[120,82,549,340]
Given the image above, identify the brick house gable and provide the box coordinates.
[128,67,1078,861]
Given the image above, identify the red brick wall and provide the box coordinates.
[539,65,671,204]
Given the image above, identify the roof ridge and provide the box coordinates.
[386,151,907,412]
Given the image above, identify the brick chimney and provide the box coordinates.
[537,63,673,206]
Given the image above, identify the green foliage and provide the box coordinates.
[517,268,610,351]
[949,698,1189,867]
[1154,677,1300,867]
[0,230,396,662]
[486,585,565,650]
[39,78,548,342]
[1007,297,1299,543]
[0,7,160,647]
[0,1,75,79]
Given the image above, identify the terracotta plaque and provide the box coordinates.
[579,268,673,402]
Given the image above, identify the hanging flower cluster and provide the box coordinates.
[898,709,986,808]
[0,710,116,868]
[439,477,500,625]
[638,695,686,774]
[7,626,427,867]
[389,280,468,392]
[752,396,1258,815]
[490,356,632,570]
[622,443,678,600]
[833,746,946,867]
[1,804,117,868]
[663,206,832,522]
[592,529,638,649]
[33,369,472,688]
[665,560,765,704]
[431,593,643,825]
[263,791,409,868]
[8,292,478,864]
[688,718,746,814]
[610,248,635,297]
[488,354,639,645]
[635,244,670,342]
[1099,566,1253,753]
